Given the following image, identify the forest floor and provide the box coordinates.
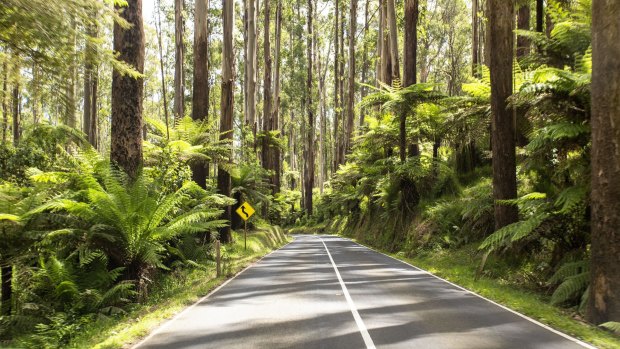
[2,226,291,349]
[288,226,620,349]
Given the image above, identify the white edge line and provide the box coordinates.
[341,237,597,349]
[131,239,293,349]
[319,236,377,349]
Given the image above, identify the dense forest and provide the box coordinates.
[0,0,619,347]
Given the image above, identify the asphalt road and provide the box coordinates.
[133,235,595,349]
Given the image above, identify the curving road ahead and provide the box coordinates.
[133,235,595,349]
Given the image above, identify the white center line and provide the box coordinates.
[319,237,376,349]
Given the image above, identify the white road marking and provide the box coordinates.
[131,240,292,349]
[347,238,597,349]
[319,237,377,349]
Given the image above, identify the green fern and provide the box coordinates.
[548,260,589,309]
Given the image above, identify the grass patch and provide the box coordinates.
[3,226,289,349]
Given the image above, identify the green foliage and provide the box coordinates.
[548,260,589,309]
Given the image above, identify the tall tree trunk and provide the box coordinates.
[11,63,19,146]
[380,0,392,85]
[536,0,544,33]
[246,0,257,141]
[2,61,7,144]
[402,0,418,162]
[174,0,185,120]
[588,0,620,326]
[304,0,315,216]
[218,0,234,243]
[90,66,99,149]
[333,0,341,171]
[262,0,273,184]
[155,0,170,139]
[517,3,530,58]
[83,19,97,142]
[83,61,92,138]
[339,1,346,164]
[66,20,77,128]
[376,0,384,85]
[360,0,369,127]
[489,0,518,230]
[472,0,480,77]
[345,0,357,154]
[191,0,210,189]
[272,0,282,194]
[1,264,11,316]
[386,0,400,82]
[111,0,145,180]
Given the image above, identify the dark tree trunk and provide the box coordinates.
[402,0,419,162]
[472,0,480,77]
[588,0,620,325]
[489,0,518,230]
[191,0,210,189]
[11,78,19,146]
[345,0,357,154]
[218,0,234,243]
[1,264,11,316]
[536,0,544,33]
[517,4,531,58]
[2,61,7,144]
[111,0,145,180]
[304,0,315,216]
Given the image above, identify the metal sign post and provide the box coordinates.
[235,201,255,250]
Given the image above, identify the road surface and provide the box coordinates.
[133,235,594,349]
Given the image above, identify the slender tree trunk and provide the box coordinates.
[360,0,370,126]
[32,63,39,124]
[218,0,234,243]
[304,0,315,216]
[191,0,210,189]
[2,61,7,144]
[156,0,170,139]
[345,0,357,154]
[247,0,257,141]
[262,0,273,181]
[273,0,282,194]
[1,264,11,316]
[111,0,145,180]
[376,0,384,85]
[90,66,99,149]
[66,19,77,128]
[380,0,392,85]
[517,3,530,58]
[333,0,341,171]
[472,0,480,77]
[386,0,400,82]
[174,0,185,120]
[536,0,543,33]
[489,0,518,230]
[11,66,19,146]
[83,62,92,137]
[83,19,97,141]
[588,0,620,325]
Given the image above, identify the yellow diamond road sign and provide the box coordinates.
[236,202,255,221]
